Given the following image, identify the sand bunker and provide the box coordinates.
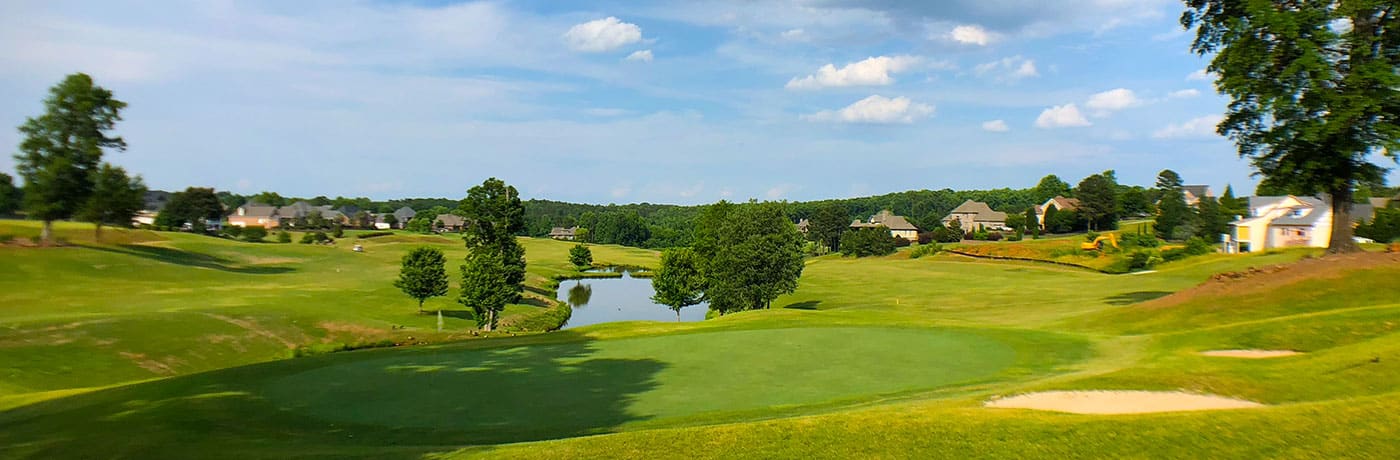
[1200,349,1301,359]
[985,390,1263,414]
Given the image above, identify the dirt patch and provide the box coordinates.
[118,352,178,375]
[1145,252,1400,310]
[201,313,299,349]
[316,322,385,338]
[985,390,1263,414]
[1200,349,1302,358]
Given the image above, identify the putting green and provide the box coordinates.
[260,327,1018,440]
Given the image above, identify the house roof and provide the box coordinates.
[1271,207,1327,226]
[1045,196,1080,211]
[946,200,1008,223]
[435,214,466,226]
[393,206,417,220]
[1351,204,1376,223]
[235,204,278,218]
[277,201,316,218]
[549,226,578,236]
[868,210,919,231]
[1183,185,1213,199]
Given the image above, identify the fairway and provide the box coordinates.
[262,327,1019,438]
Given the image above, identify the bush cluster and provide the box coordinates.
[909,243,942,259]
[299,231,333,244]
[840,227,897,257]
[241,226,268,242]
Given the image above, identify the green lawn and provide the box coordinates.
[3,219,1399,459]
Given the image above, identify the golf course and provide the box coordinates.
[2,219,1398,459]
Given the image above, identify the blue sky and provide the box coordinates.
[2,0,1395,204]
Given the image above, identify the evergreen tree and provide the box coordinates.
[568,244,593,269]
[1154,170,1192,240]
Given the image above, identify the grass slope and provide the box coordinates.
[0,220,657,395]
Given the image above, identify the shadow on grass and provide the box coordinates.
[82,244,295,274]
[1104,291,1173,306]
[784,301,822,310]
[0,330,665,458]
[438,309,477,321]
[524,284,555,297]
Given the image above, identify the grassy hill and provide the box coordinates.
[0,220,657,396]
[3,219,1399,459]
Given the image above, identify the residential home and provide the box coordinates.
[132,210,159,227]
[1225,195,1375,252]
[851,210,920,240]
[549,226,579,240]
[435,214,466,232]
[373,214,395,230]
[943,200,1008,233]
[228,203,281,228]
[392,207,417,229]
[795,218,810,234]
[1183,185,1214,207]
[1033,196,1080,228]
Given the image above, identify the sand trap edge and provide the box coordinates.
[984,390,1264,414]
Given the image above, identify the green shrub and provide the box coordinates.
[840,227,897,257]
[276,231,291,243]
[332,225,344,238]
[299,233,315,244]
[222,225,243,239]
[931,226,962,243]
[987,231,1003,241]
[893,236,911,247]
[909,243,942,259]
[1128,249,1163,271]
[0,234,13,244]
[241,226,268,242]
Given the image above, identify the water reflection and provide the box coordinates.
[556,271,707,329]
[566,282,593,308]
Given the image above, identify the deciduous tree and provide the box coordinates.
[1076,171,1119,231]
[79,163,145,240]
[651,247,705,321]
[459,248,512,330]
[395,246,449,313]
[0,172,22,216]
[1183,0,1400,253]
[13,73,127,243]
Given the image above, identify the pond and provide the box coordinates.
[556,271,708,329]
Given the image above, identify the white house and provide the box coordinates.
[851,210,920,240]
[1227,196,1333,252]
[1033,196,1080,228]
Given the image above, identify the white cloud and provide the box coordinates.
[564,17,642,52]
[974,55,1038,81]
[766,184,795,199]
[1152,115,1223,139]
[1085,88,1140,115]
[1186,69,1212,81]
[949,24,993,45]
[802,95,934,124]
[625,49,653,62]
[786,55,920,89]
[981,119,1010,132]
[1168,89,1200,99]
[610,183,633,198]
[1035,103,1091,128]
[780,28,808,41]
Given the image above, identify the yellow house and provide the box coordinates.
[1226,196,1332,252]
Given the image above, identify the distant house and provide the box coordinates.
[1183,185,1214,207]
[132,210,159,227]
[851,210,919,240]
[943,200,1008,233]
[434,214,466,232]
[1227,196,1340,252]
[1033,196,1080,228]
[796,218,810,234]
[392,207,417,229]
[228,203,281,228]
[373,214,394,230]
[549,226,579,240]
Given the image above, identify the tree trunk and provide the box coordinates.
[675,309,681,322]
[483,310,495,332]
[94,223,103,242]
[418,299,424,314]
[41,220,53,244]
[1326,188,1360,254]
